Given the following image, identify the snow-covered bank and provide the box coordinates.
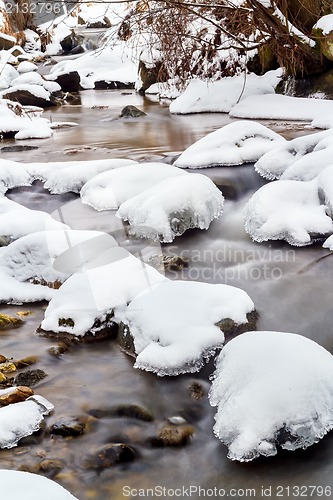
[0,470,77,499]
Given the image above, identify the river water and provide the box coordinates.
[0,91,333,499]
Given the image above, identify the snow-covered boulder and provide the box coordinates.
[0,63,18,90]
[0,470,77,499]
[0,197,68,243]
[209,331,333,462]
[40,251,166,340]
[0,394,53,449]
[244,179,333,246]
[0,159,32,195]
[121,280,256,376]
[174,121,285,168]
[0,100,52,140]
[81,163,186,211]
[230,94,333,121]
[117,174,224,243]
[3,84,58,108]
[17,61,38,73]
[281,147,333,181]
[11,72,61,94]
[254,129,333,180]
[170,70,282,114]
[318,165,333,217]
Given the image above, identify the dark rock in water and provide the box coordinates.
[2,89,59,108]
[88,404,154,422]
[48,342,70,357]
[60,31,84,54]
[83,443,135,469]
[69,45,85,55]
[118,322,136,358]
[1,145,38,153]
[277,71,333,99]
[55,72,81,93]
[37,316,118,344]
[86,17,111,28]
[189,381,205,400]
[94,80,134,90]
[120,105,146,118]
[14,369,47,387]
[15,356,39,369]
[50,417,85,437]
[150,424,195,447]
[216,310,258,340]
[147,254,189,273]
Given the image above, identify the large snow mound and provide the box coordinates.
[0,197,69,243]
[174,121,285,168]
[41,251,166,337]
[209,331,333,462]
[254,129,333,180]
[0,470,77,499]
[122,280,255,376]
[81,163,186,211]
[0,394,53,449]
[230,94,333,121]
[117,174,224,242]
[243,179,333,246]
[170,70,282,114]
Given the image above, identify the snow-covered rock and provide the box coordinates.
[243,179,333,246]
[117,174,224,243]
[0,470,77,499]
[230,94,333,121]
[81,163,186,211]
[170,70,282,114]
[0,394,53,449]
[0,63,18,90]
[174,121,285,168]
[121,280,255,376]
[40,251,166,338]
[318,165,333,217]
[17,61,38,73]
[281,147,333,181]
[0,159,32,195]
[11,72,61,93]
[254,129,333,180]
[0,100,52,139]
[209,331,333,461]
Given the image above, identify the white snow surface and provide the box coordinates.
[0,197,68,242]
[244,179,333,246]
[209,331,333,461]
[0,470,77,500]
[117,174,224,242]
[281,147,333,181]
[17,61,38,73]
[170,70,282,114]
[0,100,52,139]
[122,280,255,376]
[230,94,333,121]
[0,395,53,449]
[174,121,285,168]
[11,72,61,93]
[41,251,166,337]
[3,83,51,101]
[313,14,333,35]
[81,163,187,210]
[0,63,18,90]
[318,165,333,217]
[254,129,333,180]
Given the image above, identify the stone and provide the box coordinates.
[216,310,258,339]
[313,24,333,62]
[54,72,81,92]
[0,373,7,383]
[120,105,146,118]
[50,417,85,437]
[0,386,34,406]
[2,89,59,108]
[86,17,111,29]
[189,381,205,400]
[0,33,15,51]
[0,362,16,373]
[94,80,134,90]
[14,369,47,387]
[0,313,23,330]
[84,443,135,469]
[60,31,84,54]
[15,356,39,369]
[39,459,64,475]
[89,404,154,422]
[147,254,189,273]
[48,342,70,357]
[138,60,162,93]
[16,311,34,317]
[168,416,187,425]
[0,355,7,363]
[1,146,38,153]
[150,424,195,447]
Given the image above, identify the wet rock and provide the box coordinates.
[55,72,81,93]
[86,17,111,29]
[168,416,187,425]
[84,443,135,469]
[69,45,85,55]
[1,146,39,153]
[216,310,258,340]
[15,356,39,369]
[89,404,154,422]
[150,424,195,447]
[14,369,47,387]
[39,458,64,476]
[118,323,136,358]
[189,381,205,400]
[120,105,146,118]
[0,386,34,406]
[94,80,134,90]
[0,355,7,363]
[147,254,189,273]
[2,89,59,108]
[138,60,162,93]
[16,311,34,318]
[60,31,84,54]
[0,33,15,51]
[48,342,70,357]
[0,372,7,383]
[50,417,85,437]
[0,313,23,330]
[0,362,16,373]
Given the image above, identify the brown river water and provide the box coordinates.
[1,90,333,499]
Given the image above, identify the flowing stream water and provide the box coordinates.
[0,90,333,499]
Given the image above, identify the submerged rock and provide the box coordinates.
[50,417,85,437]
[0,313,23,330]
[209,331,333,462]
[83,443,135,469]
[14,369,47,387]
[88,404,153,422]
[120,105,146,118]
[0,386,33,406]
[150,424,195,447]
